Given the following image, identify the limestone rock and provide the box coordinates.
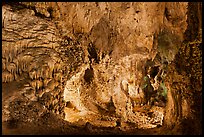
[2,2,202,135]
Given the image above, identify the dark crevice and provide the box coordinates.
[144,59,154,75]
[6,2,27,12]
[135,10,140,14]
[31,7,50,19]
[95,2,99,7]
[184,2,201,42]
[88,43,99,64]
[149,66,160,79]
[164,7,170,21]
[84,67,94,84]
[47,7,54,19]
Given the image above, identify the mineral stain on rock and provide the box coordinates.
[2,2,202,135]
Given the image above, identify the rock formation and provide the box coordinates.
[2,2,202,135]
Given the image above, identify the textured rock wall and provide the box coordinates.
[20,2,187,59]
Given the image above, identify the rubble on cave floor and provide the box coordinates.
[2,77,166,135]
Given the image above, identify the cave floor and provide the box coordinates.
[2,114,170,135]
[2,80,172,135]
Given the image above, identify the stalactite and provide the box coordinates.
[5,51,9,63]
[23,61,26,72]
[21,60,26,72]
[17,45,21,55]
[39,69,43,79]
[21,61,24,72]
[35,80,38,92]
[43,78,51,87]
[16,61,19,75]
[2,71,14,83]
[48,60,55,73]
[43,66,50,79]
[17,60,21,75]
[30,80,37,90]
[46,79,59,92]
[13,71,17,80]
[53,65,56,74]
[2,59,6,70]
[19,42,22,54]
[29,70,35,80]
[37,69,43,79]
[37,80,44,91]
[2,48,5,57]
[35,69,39,80]
[7,62,16,74]
[2,72,6,83]
[8,53,11,63]
[13,45,17,57]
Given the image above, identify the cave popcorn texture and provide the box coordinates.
[63,64,91,122]
[63,53,165,128]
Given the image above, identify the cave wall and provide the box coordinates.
[164,2,202,134]
[20,2,187,59]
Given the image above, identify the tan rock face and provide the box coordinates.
[4,2,198,133]
[20,2,187,58]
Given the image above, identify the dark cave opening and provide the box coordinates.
[149,66,160,79]
[84,67,94,84]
